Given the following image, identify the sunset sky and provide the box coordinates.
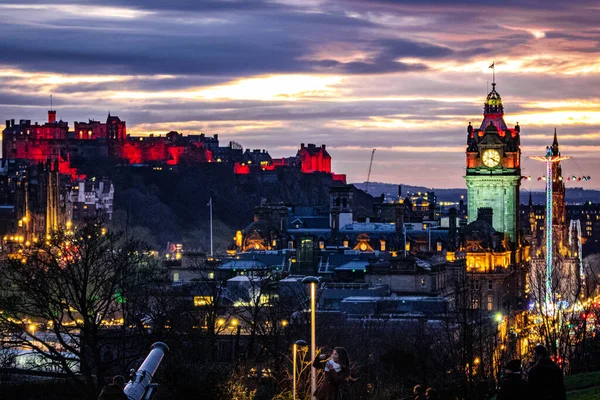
[1,0,599,189]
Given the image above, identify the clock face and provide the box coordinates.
[482,149,501,168]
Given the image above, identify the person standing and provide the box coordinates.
[98,375,128,400]
[312,347,350,400]
[424,387,438,400]
[527,345,566,400]
[413,384,426,400]
[497,359,526,400]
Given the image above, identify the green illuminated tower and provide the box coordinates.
[465,83,521,246]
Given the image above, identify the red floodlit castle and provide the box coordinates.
[3,109,346,183]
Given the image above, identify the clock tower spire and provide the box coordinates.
[465,81,522,246]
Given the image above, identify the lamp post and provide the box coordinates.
[293,339,307,400]
[302,276,319,399]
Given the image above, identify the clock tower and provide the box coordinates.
[465,82,521,246]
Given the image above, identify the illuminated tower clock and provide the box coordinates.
[465,82,521,245]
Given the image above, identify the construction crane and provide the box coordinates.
[364,149,376,192]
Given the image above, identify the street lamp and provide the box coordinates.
[302,276,319,400]
[293,339,307,400]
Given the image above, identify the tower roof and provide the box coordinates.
[484,83,504,115]
[551,128,560,156]
[479,82,507,131]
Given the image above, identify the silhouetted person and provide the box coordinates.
[497,359,526,400]
[527,345,566,400]
[425,387,438,400]
[413,384,426,400]
[98,375,128,400]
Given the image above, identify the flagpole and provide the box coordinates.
[209,197,213,257]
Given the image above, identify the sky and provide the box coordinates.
[0,0,599,189]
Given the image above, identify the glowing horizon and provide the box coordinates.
[1,0,599,189]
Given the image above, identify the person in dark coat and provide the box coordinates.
[527,345,566,400]
[312,347,350,400]
[98,375,128,400]
[413,384,426,400]
[497,359,526,400]
[424,387,438,400]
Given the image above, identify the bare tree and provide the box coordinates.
[0,222,154,399]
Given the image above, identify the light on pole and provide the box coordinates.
[293,339,307,400]
[302,276,319,399]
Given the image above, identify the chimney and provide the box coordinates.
[48,110,56,124]
[449,207,457,244]
[477,207,493,226]
[10,119,14,127]
[300,143,305,148]
[322,144,326,150]
[398,184,402,199]
[5,120,9,129]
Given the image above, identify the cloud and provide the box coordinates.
[1,0,600,189]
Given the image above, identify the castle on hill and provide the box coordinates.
[2,110,346,182]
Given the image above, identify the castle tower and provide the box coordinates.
[465,82,522,247]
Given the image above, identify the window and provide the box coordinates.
[288,241,294,249]
[319,240,325,250]
[380,240,386,252]
[420,278,426,288]
[173,272,179,282]
[343,240,349,247]
[488,280,493,290]
[487,294,493,311]
[208,272,214,280]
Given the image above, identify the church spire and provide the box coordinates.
[551,128,560,156]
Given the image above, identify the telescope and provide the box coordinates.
[124,342,169,400]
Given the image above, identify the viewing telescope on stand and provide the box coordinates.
[124,342,169,400]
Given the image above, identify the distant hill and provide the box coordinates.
[356,182,600,205]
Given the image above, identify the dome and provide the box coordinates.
[484,83,503,114]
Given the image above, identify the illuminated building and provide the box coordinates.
[463,82,529,312]
[3,110,346,185]
[68,178,114,222]
[297,143,331,174]
[528,133,582,304]
[8,161,70,240]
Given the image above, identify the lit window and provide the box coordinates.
[380,240,386,252]
[194,296,211,306]
[420,278,426,288]
[173,273,179,282]
[487,295,493,311]
[343,240,349,247]
[208,272,214,280]
[319,240,325,250]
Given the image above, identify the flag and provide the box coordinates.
[207,197,212,207]
[489,61,495,69]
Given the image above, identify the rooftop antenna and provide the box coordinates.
[50,94,53,110]
[489,61,495,86]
